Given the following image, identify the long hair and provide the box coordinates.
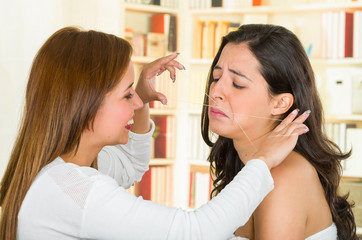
[0,26,132,239]
[201,24,356,239]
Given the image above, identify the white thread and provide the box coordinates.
[165,93,287,154]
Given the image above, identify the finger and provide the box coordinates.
[274,109,299,132]
[292,110,311,124]
[168,59,185,70]
[164,65,176,82]
[155,92,167,105]
[284,123,309,136]
[156,53,179,66]
[292,124,310,135]
[156,67,166,76]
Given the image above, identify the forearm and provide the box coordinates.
[131,103,151,134]
[84,159,274,240]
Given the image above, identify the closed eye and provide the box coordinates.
[233,82,245,89]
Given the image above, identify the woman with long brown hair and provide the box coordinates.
[0,26,308,239]
[201,24,357,239]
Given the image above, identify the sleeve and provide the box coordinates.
[81,159,274,240]
[97,120,155,189]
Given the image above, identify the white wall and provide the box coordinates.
[0,0,122,179]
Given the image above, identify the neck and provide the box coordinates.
[60,133,102,167]
[233,130,270,165]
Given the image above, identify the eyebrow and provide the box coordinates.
[124,82,134,92]
[214,65,251,81]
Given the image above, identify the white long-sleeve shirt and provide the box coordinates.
[17,121,274,240]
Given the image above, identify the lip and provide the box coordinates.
[210,107,229,118]
[125,115,134,130]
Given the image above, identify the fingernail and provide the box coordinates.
[303,110,311,116]
[176,52,180,55]
[181,64,186,70]
[172,74,176,82]
[305,126,309,132]
[161,98,167,105]
[292,109,299,115]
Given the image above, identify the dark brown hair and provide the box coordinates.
[201,24,356,240]
[0,26,132,239]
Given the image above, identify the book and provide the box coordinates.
[167,15,177,53]
[343,11,354,58]
[211,0,222,7]
[133,32,146,56]
[150,13,177,55]
[137,168,152,200]
[193,20,205,58]
[146,32,165,57]
[153,116,168,158]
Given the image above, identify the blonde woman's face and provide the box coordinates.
[92,62,143,145]
[208,43,274,142]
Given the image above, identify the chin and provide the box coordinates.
[210,124,231,138]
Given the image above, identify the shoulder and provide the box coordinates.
[266,151,320,209]
[43,160,118,191]
[253,151,318,238]
[270,151,318,190]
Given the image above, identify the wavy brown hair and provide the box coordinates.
[201,24,357,240]
[0,26,132,239]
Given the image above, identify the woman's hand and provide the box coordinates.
[135,53,185,105]
[252,109,310,169]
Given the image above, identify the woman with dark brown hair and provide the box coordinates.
[0,26,308,240]
[201,24,357,239]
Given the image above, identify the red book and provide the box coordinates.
[151,14,168,34]
[154,116,167,158]
[137,167,152,200]
[344,12,354,58]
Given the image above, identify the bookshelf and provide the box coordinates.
[184,0,362,232]
[122,0,180,206]
[119,0,362,231]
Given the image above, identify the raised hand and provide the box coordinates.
[135,53,185,105]
[252,109,310,169]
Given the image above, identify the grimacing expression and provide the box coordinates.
[208,43,275,142]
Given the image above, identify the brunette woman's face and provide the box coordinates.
[209,43,275,142]
[92,62,143,145]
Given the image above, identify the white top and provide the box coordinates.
[228,223,337,240]
[18,121,274,240]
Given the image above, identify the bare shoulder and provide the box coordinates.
[270,151,318,188]
[253,152,318,238]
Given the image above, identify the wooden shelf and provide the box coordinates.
[311,58,362,66]
[341,175,362,182]
[150,108,177,115]
[190,162,210,173]
[326,114,362,123]
[190,2,362,15]
[150,158,175,166]
[125,3,178,14]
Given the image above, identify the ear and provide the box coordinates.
[271,93,294,116]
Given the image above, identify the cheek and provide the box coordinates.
[229,92,270,124]
[94,103,131,132]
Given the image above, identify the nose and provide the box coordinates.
[210,80,224,102]
[132,91,144,110]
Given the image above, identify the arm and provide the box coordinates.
[83,111,309,239]
[82,159,273,240]
[97,54,184,188]
[97,120,155,189]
